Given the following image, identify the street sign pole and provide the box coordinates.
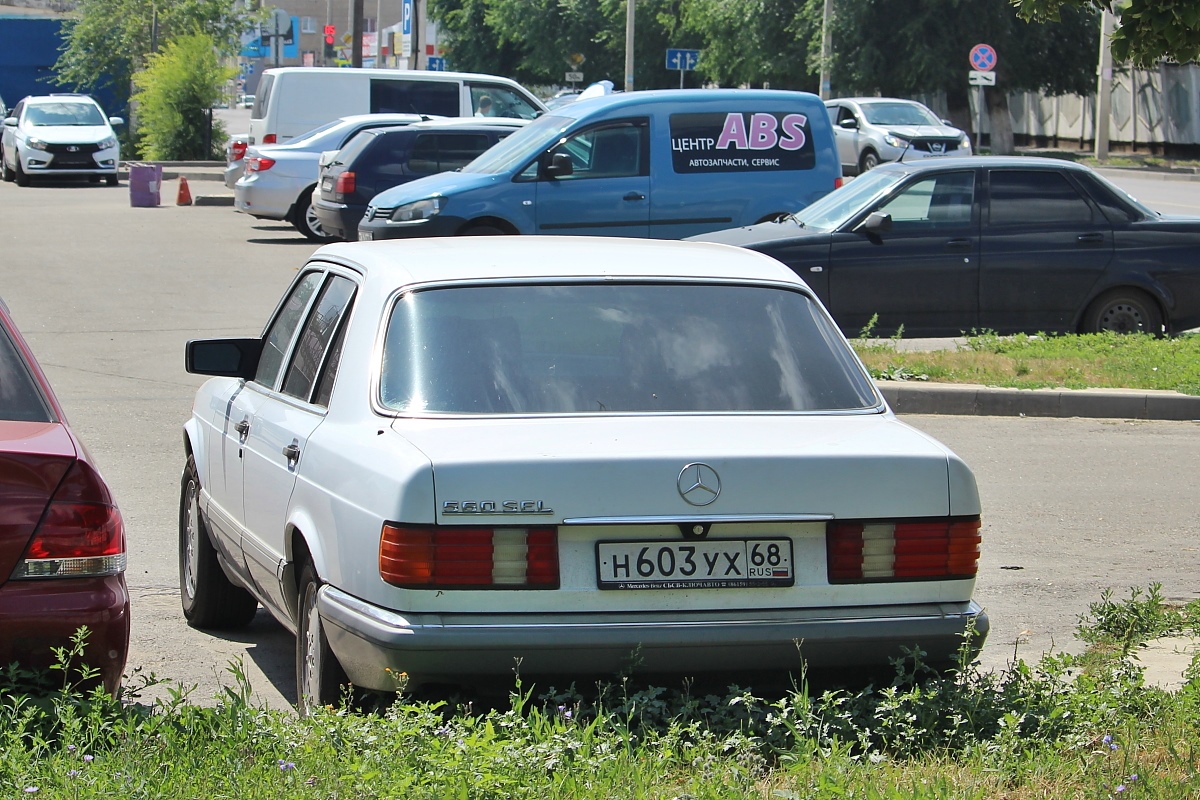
[968,44,997,154]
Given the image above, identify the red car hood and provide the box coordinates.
[0,420,77,586]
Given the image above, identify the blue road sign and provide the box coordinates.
[666,48,700,71]
[969,43,996,72]
[402,0,413,35]
[427,57,447,71]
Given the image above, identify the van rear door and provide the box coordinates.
[534,120,650,237]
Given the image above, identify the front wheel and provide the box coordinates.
[179,456,259,629]
[295,562,351,715]
[460,224,506,236]
[859,149,880,173]
[1082,288,1163,335]
[1,152,13,182]
[14,158,30,186]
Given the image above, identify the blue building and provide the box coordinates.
[0,11,119,116]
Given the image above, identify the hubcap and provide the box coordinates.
[306,205,326,237]
[302,586,322,704]
[184,481,199,599]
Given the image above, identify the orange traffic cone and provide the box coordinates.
[177,176,192,205]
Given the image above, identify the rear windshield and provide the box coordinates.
[0,324,53,422]
[379,283,878,414]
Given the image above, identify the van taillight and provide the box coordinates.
[834,176,845,189]
[262,133,277,144]
[379,524,558,589]
[826,518,980,583]
[12,461,126,580]
[335,171,356,196]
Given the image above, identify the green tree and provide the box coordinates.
[131,33,233,159]
[427,0,531,82]
[54,0,249,117]
[1015,0,1200,67]
[680,0,815,90]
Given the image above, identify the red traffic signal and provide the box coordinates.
[323,24,335,44]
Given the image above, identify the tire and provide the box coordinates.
[292,190,335,243]
[460,224,505,236]
[179,455,259,629]
[1082,288,1164,335]
[858,149,880,173]
[1,152,13,182]
[106,174,119,186]
[296,561,352,715]
[14,158,30,187]
[88,175,101,184]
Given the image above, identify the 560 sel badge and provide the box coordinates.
[442,500,555,514]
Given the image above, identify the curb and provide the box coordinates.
[879,382,1200,421]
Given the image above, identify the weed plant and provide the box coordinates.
[852,318,1200,395]
[3,586,1200,798]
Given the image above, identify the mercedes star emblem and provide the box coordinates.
[677,462,721,506]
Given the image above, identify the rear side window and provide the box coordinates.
[0,324,53,423]
[370,80,458,117]
[253,75,273,119]
[988,170,1095,226]
[408,133,493,174]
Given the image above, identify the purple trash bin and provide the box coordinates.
[128,163,162,207]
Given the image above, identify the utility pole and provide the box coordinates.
[352,0,364,67]
[818,0,832,99]
[1095,8,1114,160]
[624,0,634,92]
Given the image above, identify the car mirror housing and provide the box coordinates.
[856,211,893,239]
[109,116,125,126]
[185,338,263,380]
[3,117,16,127]
[545,152,574,178]
[839,118,859,130]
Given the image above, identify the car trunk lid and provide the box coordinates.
[0,421,77,587]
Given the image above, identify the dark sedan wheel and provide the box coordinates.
[296,562,352,715]
[293,190,336,242]
[859,149,880,173]
[179,456,259,629]
[1083,288,1163,335]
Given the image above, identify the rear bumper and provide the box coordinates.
[319,586,988,691]
[312,198,366,241]
[0,574,131,694]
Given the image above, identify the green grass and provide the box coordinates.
[4,587,1200,798]
[852,329,1200,396]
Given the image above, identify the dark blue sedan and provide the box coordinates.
[693,156,1200,336]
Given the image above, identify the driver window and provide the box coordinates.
[876,171,974,229]
[255,271,323,389]
[545,122,646,181]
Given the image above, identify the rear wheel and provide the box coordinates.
[179,456,259,629]
[293,190,335,242]
[1082,288,1163,335]
[859,149,880,173]
[296,562,352,715]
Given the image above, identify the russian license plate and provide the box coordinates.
[596,538,793,590]
[358,230,373,241]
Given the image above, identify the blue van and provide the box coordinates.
[356,88,842,241]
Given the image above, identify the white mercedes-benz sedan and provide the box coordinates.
[181,236,987,712]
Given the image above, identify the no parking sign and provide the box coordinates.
[969,43,997,72]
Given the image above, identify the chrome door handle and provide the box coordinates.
[235,419,250,438]
[282,442,301,462]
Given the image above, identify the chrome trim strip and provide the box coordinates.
[561,513,834,525]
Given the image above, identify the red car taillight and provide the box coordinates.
[380,524,558,589]
[230,140,247,162]
[834,176,845,189]
[826,518,980,583]
[335,171,356,196]
[262,133,277,144]
[245,156,276,173]
[12,460,126,580]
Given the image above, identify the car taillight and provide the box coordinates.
[230,141,247,162]
[262,133,277,144]
[246,156,276,172]
[834,176,845,189]
[379,524,558,589]
[335,171,356,196]
[11,460,126,580]
[826,518,980,583]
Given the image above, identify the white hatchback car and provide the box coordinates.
[182,237,987,712]
[1,94,123,186]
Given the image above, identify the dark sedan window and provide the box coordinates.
[409,133,493,174]
[0,324,53,422]
[380,283,879,414]
[988,170,1095,226]
[876,171,975,229]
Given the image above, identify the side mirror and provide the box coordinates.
[318,149,338,170]
[544,152,574,178]
[3,117,16,128]
[856,211,893,240]
[838,118,859,130]
[109,116,125,126]
[186,338,263,380]
[941,119,953,126]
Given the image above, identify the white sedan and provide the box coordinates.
[181,237,987,712]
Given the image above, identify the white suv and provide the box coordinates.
[825,97,971,175]
[1,94,123,186]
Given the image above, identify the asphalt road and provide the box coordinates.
[0,173,1197,710]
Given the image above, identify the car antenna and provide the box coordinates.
[897,138,913,164]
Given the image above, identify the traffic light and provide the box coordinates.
[323,25,336,59]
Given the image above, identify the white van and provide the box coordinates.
[249,67,546,145]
